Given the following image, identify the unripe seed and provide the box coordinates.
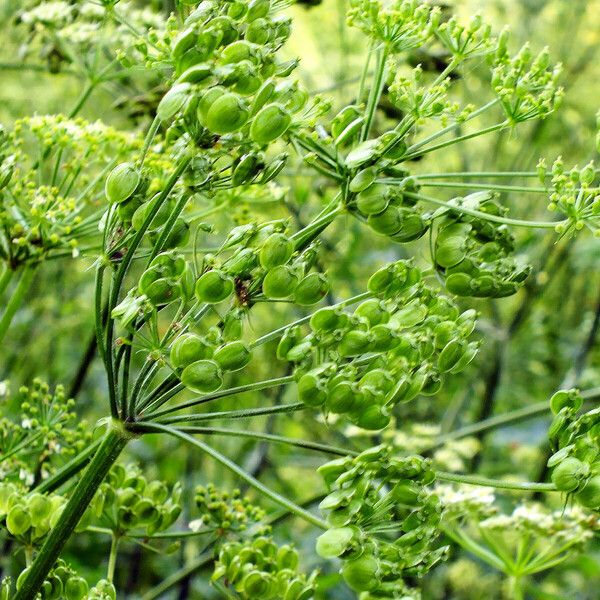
[105,163,140,204]
[221,40,256,64]
[310,307,342,332]
[297,371,328,406]
[157,83,191,121]
[368,205,404,235]
[368,265,395,295]
[326,382,356,413]
[213,341,251,371]
[6,505,31,536]
[354,298,388,326]
[259,233,293,269]
[262,265,299,299]
[356,183,388,215]
[250,103,292,146]
[438,338,466,372]
[315,527,355,558]
[576,475,600,509]
[294,272,329,305]
[551,457,588,492]
[247,0,270,21]
[246,18,270,44]
[341,555,380,592]
[181,360,223,393]
[349,167,377,193]
[353,405,391,430]
[170,333,213,369]
[64,577,88,600]
[197,87,227,126]
[205,93,250,134]
[195,270,235,303]
[339,330,370,357]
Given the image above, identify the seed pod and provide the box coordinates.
[259,233,294,269]
[435,223,471,268]
[232,152,263,186]
[349,167,377,193]
[105,163,140,204]
[276,326,300,360]
[251,79,277,115]
[551,457,589,492]
[356,183,389,215]
[449,341,479,373]
[205,93,250,134]
[341,555,380,592]
[368,265,395,295]
[315,527,356,558]
[391,211,428,243]
[297,370,328,406]
[550,389,583,415]
[197,87,227,126]
[245,17,270,44]
[64,577,88,600]
[262,265,300,299]
[437,338,466,372]
[213,341,251,371]
[242,571,271,596]
[353,405,391,430]
[294,273,329,305]
[6,505,31,536]
[354,298,388,326]
[181,360,223,393]
[247,0,271,21]
[339,330,370,357]
[221,40,257,64]
[444,272,474,296]
[132,198,172,232]
[310,306,343,332]
[250,103,292,146]
[575,475,600,509]
[222,247,258,277]
[369,324,398,352]
[326,381,356,413]
[177,63,212,84]
[195,270,235,303]
[170,333,212,369]
[172,27,198,61]
[157,83,192,121]
[368,205,405,235]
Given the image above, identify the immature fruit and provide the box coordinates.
[205,93,249,134]
[195,270,234,303]
[259,233,293,269]
[262,265,299,298]
[341,555,380,592]
[170,333,212,369]
[353,405,391,430]
[247,0,270,20]
[250,103,292,145]
[64,577,88,600]
[552,457,589,493]
[245,17,270,44]
[181,360,223,393]
[326,382,356,413]
[197,86,226,126]
[297,371,328,406]
[368,205,404,235]
[576,475,600,509]
[438,338,466,372]
[310,306,342,332]
[356,183,388,215]
[294,273,329,305]
[315,527,355,558]
[213,341,251,371]
[105,162,140,204]
[157,83,191,121]
[349,167,377,193]
[354,298,388,326]
[339,330,370,357]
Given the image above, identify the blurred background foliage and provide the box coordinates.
[1,0,599,598]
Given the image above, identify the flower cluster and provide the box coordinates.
[542,156,600,236]
[212,536,317,599]
[547,389,600,511]
[190,483,268,535]
[279,260,478,430]
[0,379,91,486]
[90,463,182,536]
[315,445,446,598]
[433,192,531,298]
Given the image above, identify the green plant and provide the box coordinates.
[1,1,600,599]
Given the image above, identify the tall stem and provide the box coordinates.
[0,266,36,345]
[13,422,133,600]
[107,534,120,582]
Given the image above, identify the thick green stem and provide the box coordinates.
[13,422,133,600]
[0,266,36,345]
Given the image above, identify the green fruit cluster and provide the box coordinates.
[547,389,600,510]
[278,261,478,429]
[434,192,531,298]
[316,445,446,597]
[91,464,182,536]
[212,536,316,599]
[13,560,89,600]
[138,251,194,306]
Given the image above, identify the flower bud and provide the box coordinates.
[105,163,140,204]
[181,360,223,393]
[250,103,292,145]
[213,341,252,371]
[262,265,300,299]
[195,270,235,303]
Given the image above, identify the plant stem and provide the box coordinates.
[13,421,134,600]
[436,471,557,492]
[416,181,551,194]
[143,375,295,420]
[0,266,36,345]
[361,44,388,141]
[140,423,329,530]
[107,534,120,582]
[0,265,13,298]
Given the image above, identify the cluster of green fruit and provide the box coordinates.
[433,192,531,298]
[278,260,478,429]
[212,536,317,599]
[315,445,445,598]
[90,464,182,536]
[548,390,600,510]
[192,484,268,534]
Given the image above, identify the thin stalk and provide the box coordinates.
[166,425,351,456]
[404,191,563,229]
[436,471,557,492]
[360,45,388,141]
[291,204,343,251]
[0,266,36,344]
[138,117,161,168]
[155,402,307,425]
[13,422,134,600]
[415,181,552,194]
[144,375,294,420]
[413,171,542,179]
[140,423,329,529]
[0,266,13,298]
[107,534,120,582]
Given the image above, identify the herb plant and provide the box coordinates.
[1,1,599,599]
